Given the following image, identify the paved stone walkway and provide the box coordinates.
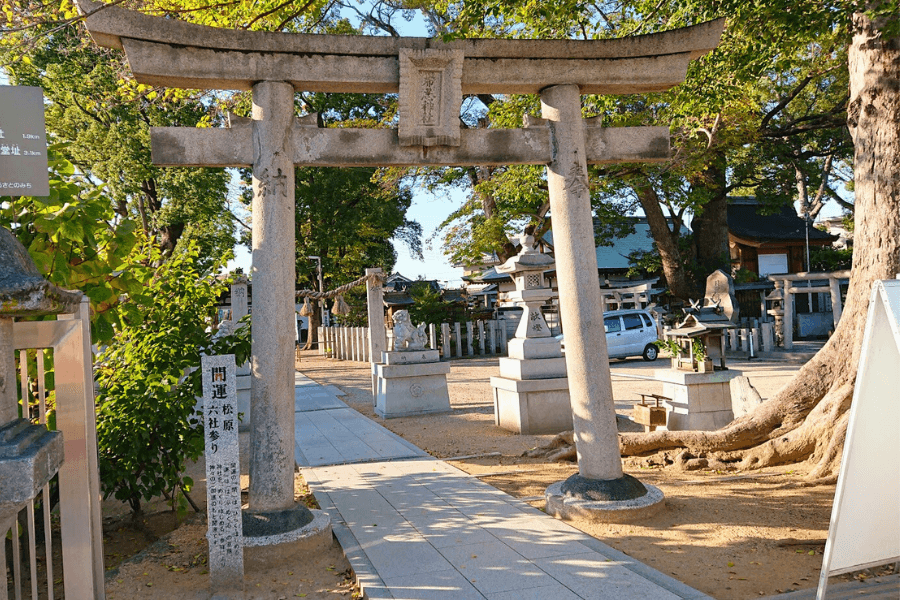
[294,374,711,600]
[294,373,425,467]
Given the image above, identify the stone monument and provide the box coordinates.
[491,233,571,434]
[77,0,723,525]
[201,354,244,598]
[374,310,451,418]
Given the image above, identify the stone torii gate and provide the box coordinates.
[79,0,722,526]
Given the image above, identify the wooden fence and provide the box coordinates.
[319,319,509,362]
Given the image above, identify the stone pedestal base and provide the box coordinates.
[492,335,570,434]
[243,507,332,571]
[545,479,665,523]
[491,376,571,434]
[653,369,742,431]
[374,352,451,418]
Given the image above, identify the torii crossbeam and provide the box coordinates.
[78,0,723,525]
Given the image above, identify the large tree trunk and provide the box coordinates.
[303,300,321,350]
[689,152,731,289]
[618,9,900,479]
[634,182,695,300]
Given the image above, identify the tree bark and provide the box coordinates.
[689,152,731,288]
[634,182,695,300]
[303,300,321,350]
[617,9,900,479]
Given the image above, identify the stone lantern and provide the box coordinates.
[490,233,570,434]
[0,227,78,525]
[766,281,785,347]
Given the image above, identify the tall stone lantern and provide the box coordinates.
[490,233,571,434]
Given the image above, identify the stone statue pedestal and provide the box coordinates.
[491,337,571,435]
[374,350,450,418]
[654,368,742,431]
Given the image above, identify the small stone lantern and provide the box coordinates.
[496,233,556,341]
[490,232,570,434]
[766,282,785,347]
[0,227,79,524]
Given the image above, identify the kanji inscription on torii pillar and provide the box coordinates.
[77,0,723,524]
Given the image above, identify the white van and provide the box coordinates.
[555,308,660,361]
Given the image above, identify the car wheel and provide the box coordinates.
[642,344,658,361]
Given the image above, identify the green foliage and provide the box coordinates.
[94,248,250,515]
[405,281,466,327]
[1,150,154,343]
[809,246,853,272]
[654,339,682,357]
[4,24,236,270]
[733,268,759,284]
[692,339,708,364]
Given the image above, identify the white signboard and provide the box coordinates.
[201,354,244,595]
[817,280,900,598]
[0,86,50,196]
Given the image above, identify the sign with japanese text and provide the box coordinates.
[0,86,50,197]
[200,354,244,593]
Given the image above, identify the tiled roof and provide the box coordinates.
[727,198,836,243]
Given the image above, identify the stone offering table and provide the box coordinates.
[375,349,451,418]
[490,234,571,434]
[653,368,742,431]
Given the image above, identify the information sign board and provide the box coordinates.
[0,86,50,197]
[817,279,900,598]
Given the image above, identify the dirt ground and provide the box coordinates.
[100,434,358,600]
[295,350,876,600]
[91,349,890,600]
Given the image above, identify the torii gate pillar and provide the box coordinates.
[248,81,297,512]
[542,85,664,517]
[541,85,623,482]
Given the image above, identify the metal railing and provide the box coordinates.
[4,298,105,599]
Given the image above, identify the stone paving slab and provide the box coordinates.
[304,457,713,600]
[295,373,347,411]
[293,378,426,467]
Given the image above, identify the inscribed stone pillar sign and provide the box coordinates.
[249,81,296,513]
[201,354,244,597]
[541,84,623,482]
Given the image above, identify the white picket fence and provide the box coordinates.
[319,319,509,362]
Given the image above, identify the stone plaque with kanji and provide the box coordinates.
[398,48,463,147]
[201,354,244,595]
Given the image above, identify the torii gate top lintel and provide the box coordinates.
[77,0,723,96]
